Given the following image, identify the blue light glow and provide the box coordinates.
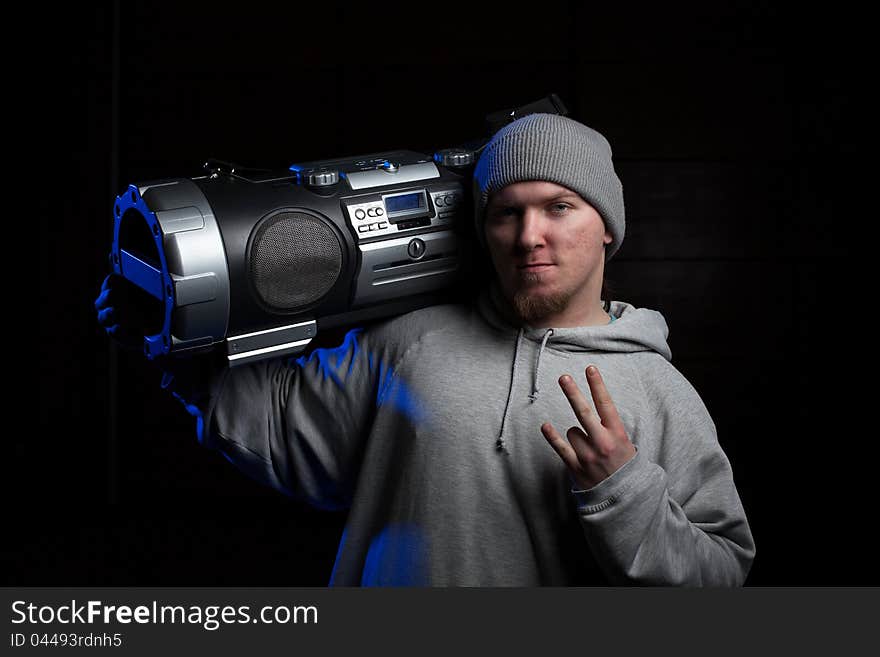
[291,328,427,424]
[361,523,429,585]
[377,363,426,425]
[293,329,364,391]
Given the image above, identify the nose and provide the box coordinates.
[516,208,546,252]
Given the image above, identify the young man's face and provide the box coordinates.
[484,180,612,325]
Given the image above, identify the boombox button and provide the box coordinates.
[435,196,445,207]
[378,221,388,228]
[358,225,369,233]
[376,208,384,216]
[367,208,377,217]
[355,209,366,220]
[408,238,426,260]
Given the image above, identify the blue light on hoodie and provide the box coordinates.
[293,328,364,390]
[376,359,426,425]
[292,328,426,425]
[360,523,429,586]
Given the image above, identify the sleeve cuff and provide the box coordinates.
[571,446,645,513]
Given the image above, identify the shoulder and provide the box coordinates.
[360,302,474,353]
[620,354,726,475]
[628,352,713,420]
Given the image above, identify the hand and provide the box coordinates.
[541,365,636,491]
[94,273,148,350]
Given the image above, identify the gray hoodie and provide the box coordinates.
[194,285,755,586]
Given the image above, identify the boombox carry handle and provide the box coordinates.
[484,93,569,137]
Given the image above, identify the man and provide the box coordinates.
[97,113,755,586]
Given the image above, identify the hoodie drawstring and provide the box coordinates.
[497,328,554,451]
[528,328,554,403]
[496,328,524,451]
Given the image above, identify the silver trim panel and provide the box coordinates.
[346,162,440,190]
[227,338,313,366]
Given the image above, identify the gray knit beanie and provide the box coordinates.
[473,113,625,260]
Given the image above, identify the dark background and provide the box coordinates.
[21,1,870,585]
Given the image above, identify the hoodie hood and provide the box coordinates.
[477,282,673,362]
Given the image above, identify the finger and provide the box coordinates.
[106,323,139,348]
[557,374,603,436]
[94,287,111,311]
[566,425,598,466]
[540,422,581,473]
[99,273,122,295]
[97,306,116,327]
[585,365,624,430]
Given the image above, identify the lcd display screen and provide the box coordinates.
[385,192,425,215]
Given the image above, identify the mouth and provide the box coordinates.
[517,263,555,272]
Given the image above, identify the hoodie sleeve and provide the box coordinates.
[573,357,756,586]
[165,326,391,511]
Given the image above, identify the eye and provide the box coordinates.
[487,206,518,222]
[549,203,572,215]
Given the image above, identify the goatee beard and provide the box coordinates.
[510,281,572,324]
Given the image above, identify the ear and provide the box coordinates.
[603,228,613,245]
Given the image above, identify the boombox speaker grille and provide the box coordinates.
[249,211,343,311]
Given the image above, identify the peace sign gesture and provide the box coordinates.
[541,365,637,491]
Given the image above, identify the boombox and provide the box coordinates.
[109,94,568,366]
[111,149,476,366]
